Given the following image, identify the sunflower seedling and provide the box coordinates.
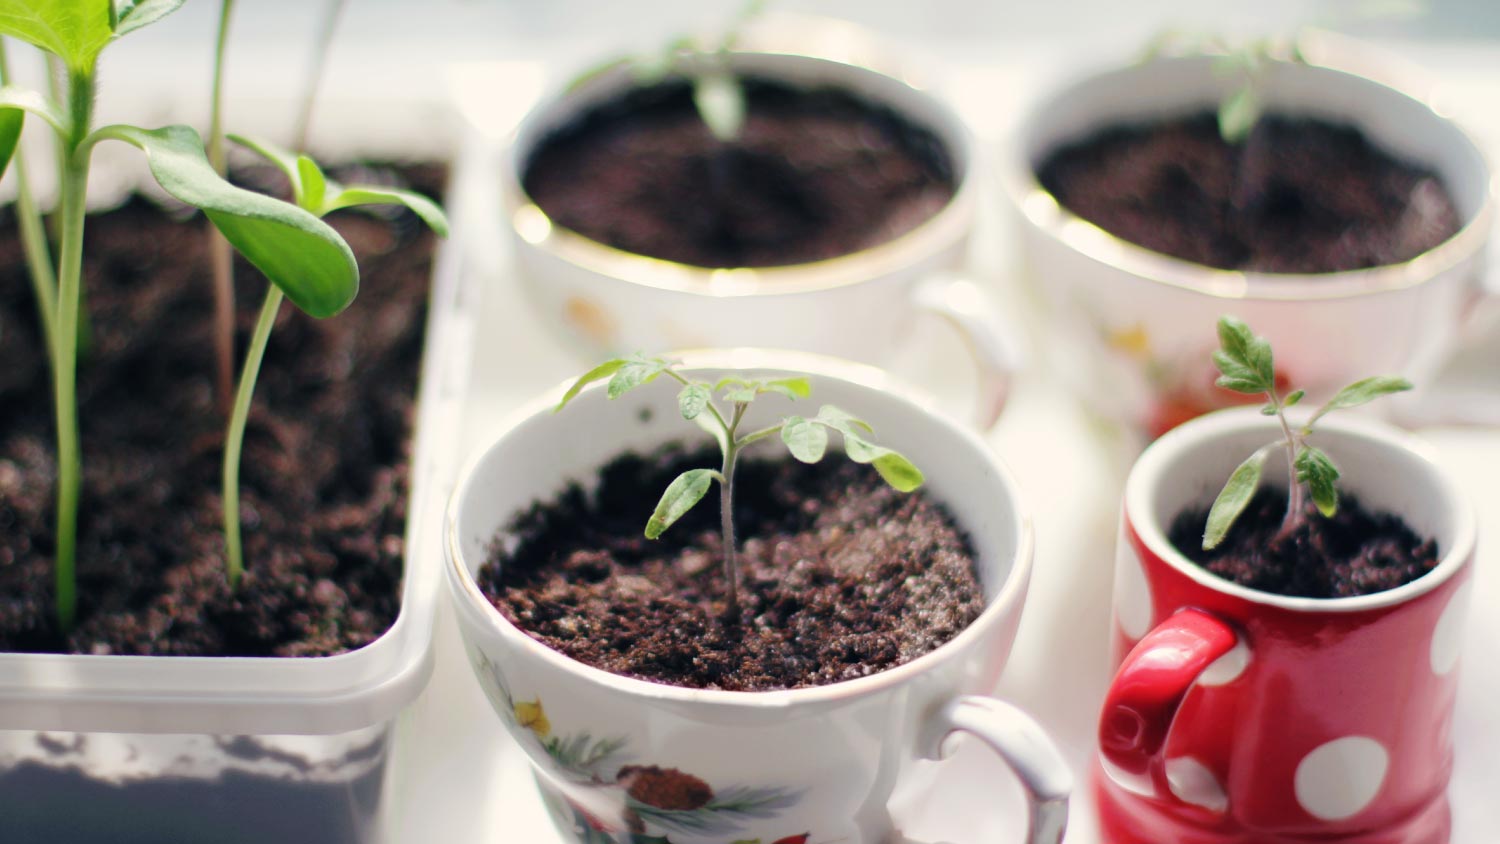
[0,0,366,629]
[555,355,923,620]
[220,135,448,588]
[1201,316,1412,551]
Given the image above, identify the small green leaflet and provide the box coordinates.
[608,356,672,398]
[761,377,811,400]
[110,0,184,37]
[1295,446,1340,517]
[1213,315,1275,395]
[693,70,746,142]
[1204,446,1269,550]
[780,416,828,463]
[1217,85,1260,144]
[645,468,716,539]
[1308,376,1412,427]
[678,383,710,420]
[555,359,627,412]
[90,124,358,319]
[296,155,326,213]
[842,433,924,492]
[324,186,450,236]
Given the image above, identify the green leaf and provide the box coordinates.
[812,404,874,437]
[692,69,745,142]
[1218,84,1260,144]
[323,185,450,237]
[111,0,184,37]
[296,155,326,214]
[723,385,758,403]
[555,359,627,412]
[0,0,112,70]
[1295,446,1341,517]
[229,133,304,199]
[92,124,358,318]
[1213,316,1274,393]
[0,85,64,133]
[0,105,20,183]
[1259,403,1277,416]
[762,377,811,400]
[714,376,750,391]
[607,356,671,398]
[1285,389,1305,407]
[781,416,828,463]
[1309,376,1413,426]
[645,469,716,539]
[841,435,924,492]
[1203,447,1268,550]
[678,383,710,420]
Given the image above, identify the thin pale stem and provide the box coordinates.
[52,66,96,632]
[206,0,237,414]
[0,39,59,356]
[223,285,284,590]
[291,0,348,151]
[1268,390,1305,538]
[719,443,739,622]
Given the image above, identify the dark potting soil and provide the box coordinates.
[1169,487,1440,598]
[0,163,445,656]
[481,445,985,691]
[1036,112,1461,273]
[522,76,957,268]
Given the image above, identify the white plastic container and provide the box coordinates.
[0,201,474,844]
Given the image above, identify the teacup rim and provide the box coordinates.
[445,349,1035,709]
[1125,407,1477,613]
[502,39,977,298]
[999,35,1496,302]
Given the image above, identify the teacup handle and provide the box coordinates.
[910,275,1022,431]
[1097,608,1239,803]
[917,696,1072,844]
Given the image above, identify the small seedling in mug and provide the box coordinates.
[1202,316,1412,550]
[556,355,924,619]
[568,0,767,142]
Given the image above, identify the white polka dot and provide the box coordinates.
[1166,756,1228,812]
[1294,736,1388,820]
[1197,640,1250,686]
[1113,535,1153,640]
[1431,581,1471,676]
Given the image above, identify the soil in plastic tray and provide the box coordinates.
[482,444,986,691]
[0,163,445,656]
[1036,112,1462,273]
[522,76,957,268]
[1169,486,1440,598]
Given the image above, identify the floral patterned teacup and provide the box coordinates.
[444,351,1070,844]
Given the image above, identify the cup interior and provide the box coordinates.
[1022,55,1489,226]
[1129,410,1475,608]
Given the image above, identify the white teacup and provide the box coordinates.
[505,25,1017,427]
[1001,36,1494,437]
[444,350,1070,844]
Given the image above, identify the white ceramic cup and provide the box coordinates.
[1001,37,1495,436]
[444,350,1070,844]
[505,29,1018,428]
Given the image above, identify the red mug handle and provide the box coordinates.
[1098,608,1238,803]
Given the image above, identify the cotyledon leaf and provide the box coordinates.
[0,0,112,71]
[90,124,358,318]
[0,86,67,184]
[324,185,450,237]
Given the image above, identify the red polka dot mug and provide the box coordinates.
[1096,409,1476,844]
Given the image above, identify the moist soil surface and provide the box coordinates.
[522,76,957,268]
[481,445,984,691]
[1036,112,1461,273]
[1169,487,1440,598]
[0,163,444,656]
